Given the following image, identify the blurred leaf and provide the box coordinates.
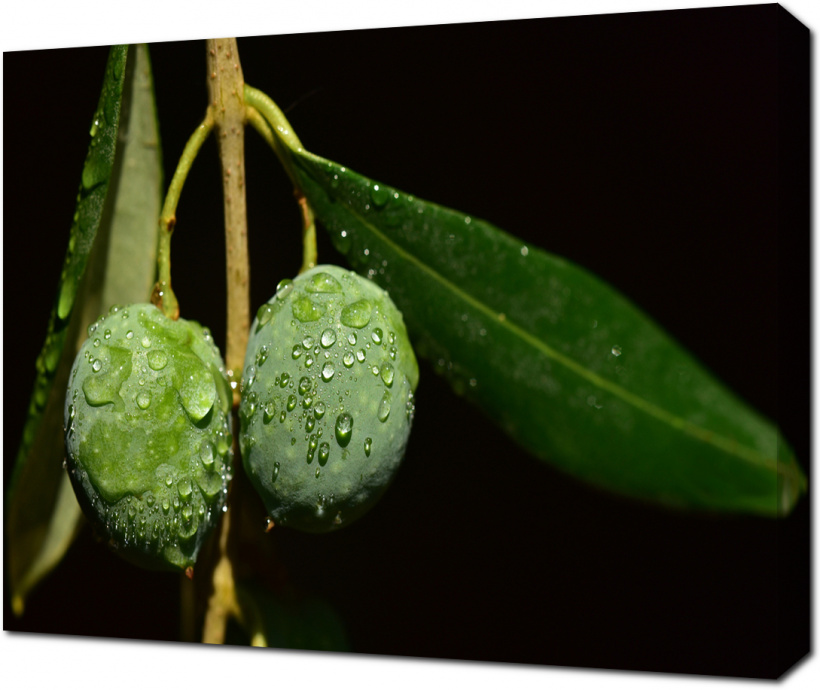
[279,147,804,518]
[233,581,349,652]
[7,44,162,615]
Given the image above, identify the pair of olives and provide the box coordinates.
[64,266,418,572]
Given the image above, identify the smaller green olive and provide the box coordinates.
[64,303,233,572]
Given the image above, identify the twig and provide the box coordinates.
[200,36,249,646]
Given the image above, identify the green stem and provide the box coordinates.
[154,112,214,319]
[244,84,304,152]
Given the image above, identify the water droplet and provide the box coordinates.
[380,363,394,387]
[244,391,258,418]
[292,344,302,359]
[147,350,167,370]
[318,442,330,465]
[279,372,290,388]
[340,299,373,328]
[103,329,111,340]
[292,296,325,322]
[389,346,397,361]
[370,184,389,207]
[263,401,276,424]
[347,332,357,346]
[302,335,315,349]
[200,441,215,468]
[343,352,355,368]
[364,438,372,457]
[521,245,529,256]
[334,413,353,447]
[305,354,315,368]
[298,376,311,395]
[337,230,351,254]
[356,349,366,362]
[321,328,336,348]
[306,416,316,432]
[378,392,391,422]
[314,401,326,418]
[322,362,335,382]
[612,345,622,357]
[126,330,134,339]
[256,345,269,366]
[271,462,280,482]
[176,353,216,422]
[306,272,343,293]
[372,328,383,344]
[141,335,151,348]
[275,279,294,299]
[92,360,102,372]
[287,394,297,411]
[302,395,314,410]
[162,498,171,513]
[178,478,193,499]
[217,432,232,456]
[93,338,101,348]
[256,303,274,326]
[136,391,151,409]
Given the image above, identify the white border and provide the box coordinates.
[2,2,817,689]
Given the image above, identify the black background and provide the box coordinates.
[3,5,810,679]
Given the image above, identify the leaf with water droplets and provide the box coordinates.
[8,44,163,613]
[264,114,805,517]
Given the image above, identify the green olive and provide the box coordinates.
[64,303,233,572]
[240,265,418,532]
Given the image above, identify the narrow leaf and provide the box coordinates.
[282,147,804,518]
[7,44,162,614]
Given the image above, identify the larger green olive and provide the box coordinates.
[240,265,419,532]
[64,303,233,572]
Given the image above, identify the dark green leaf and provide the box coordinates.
[7,44,162,614]
[282,147,804,518]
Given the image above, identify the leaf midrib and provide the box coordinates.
[295,151,786,479]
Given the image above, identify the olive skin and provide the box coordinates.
[64,303,233,572]
[240,265,418,532]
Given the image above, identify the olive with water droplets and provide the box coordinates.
[64,303,233,572]
[240,265,418,532]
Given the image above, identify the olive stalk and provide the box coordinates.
[201,37,249,645]
[154,112,214,319]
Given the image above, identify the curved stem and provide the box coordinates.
[244,84,304,152]
[296,192,317,273]
[153,112,214,319]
